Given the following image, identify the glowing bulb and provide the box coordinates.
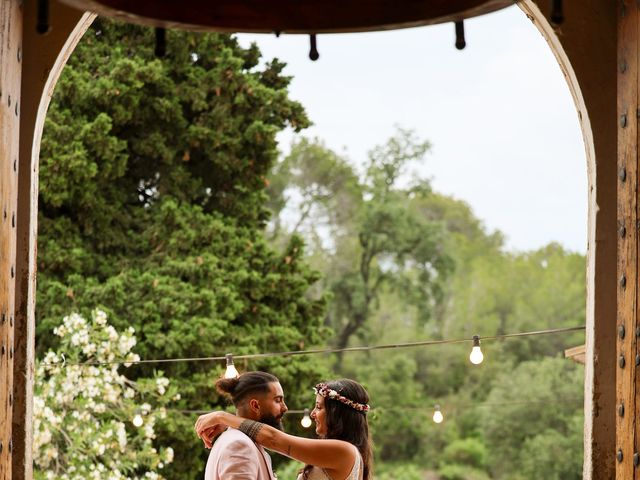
[301,408,312,428]
[224,353,239,379]
[132,413,144,427]
[432,405,444,424]
[469,335,484,365]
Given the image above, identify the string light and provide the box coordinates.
[47,325,584,368]
[432,404,444,424]
[224,353,239,379]
[132,412,144,427]
[469,335,484,365]
[300,408,313,428]
[76,397,583,421]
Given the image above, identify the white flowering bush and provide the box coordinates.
[34,310,177,480]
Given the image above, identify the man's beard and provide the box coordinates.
[260,413,284,431]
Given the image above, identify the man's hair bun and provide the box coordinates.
[215,377,240,396]
[214,371,279,406]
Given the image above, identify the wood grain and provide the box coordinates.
[0,1,23,479]
[617,1,638,478]
[57,0,514,33]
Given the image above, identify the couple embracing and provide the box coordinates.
[194,371,373,480]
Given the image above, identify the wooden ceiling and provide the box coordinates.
[57,0,516,33]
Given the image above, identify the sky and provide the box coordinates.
[237,5,588,254]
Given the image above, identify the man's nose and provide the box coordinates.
[282,402,288,413]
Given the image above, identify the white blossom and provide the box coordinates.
[156,377,169,395]
[163,447,174,463]
[34,310,174,480]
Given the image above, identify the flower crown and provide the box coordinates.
[314,383,370,413]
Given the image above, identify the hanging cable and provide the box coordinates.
[72,396,584,418]
[46,325,585,368]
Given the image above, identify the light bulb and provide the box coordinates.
[224,353,239,379]
[469,335,484,365]
[432,405,444,424]
[301,408,312,428]
[132,413,144,427]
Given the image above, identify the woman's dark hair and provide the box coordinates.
[302,379,373,480]
[215,371,279,407]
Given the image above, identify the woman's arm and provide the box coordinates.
[195,412,356,477]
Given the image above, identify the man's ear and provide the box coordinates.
[248,398,260,414]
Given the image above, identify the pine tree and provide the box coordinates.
[37,19,328,479]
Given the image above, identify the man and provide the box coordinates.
[201,371,287,479]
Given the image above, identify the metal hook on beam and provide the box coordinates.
[309,34,319,61]
[155,27,166,58]
[455,21,466,50]
[550,0,564,27]
[37,0,51,35]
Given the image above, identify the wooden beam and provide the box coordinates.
[617,1,639,477]
[0,1,23,479]
[523,1,618,477]
[57,0,514,33]
[12,3,93,479]
[564,344,586,364]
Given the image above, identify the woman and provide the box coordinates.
[196,378,373,480]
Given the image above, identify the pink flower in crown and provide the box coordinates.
[313,382,370,413]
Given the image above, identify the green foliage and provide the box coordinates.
[361,356,429,462]
[373,463,425,480]
[38,16,587,479]
[348,242,585,479]
[41,200,326,368]
[440,243,585,350]
[37,19,325,480]
[268,131,453,352]
[40,20,308,229]
[268,129,585,479]
[441,438,488,470]
[266,137,362,242]
[480,357,584,479]
[438,464,491,480]
[274,460,305,479]
[519,414,583,480]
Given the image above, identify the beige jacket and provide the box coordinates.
[204,428,276,480]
